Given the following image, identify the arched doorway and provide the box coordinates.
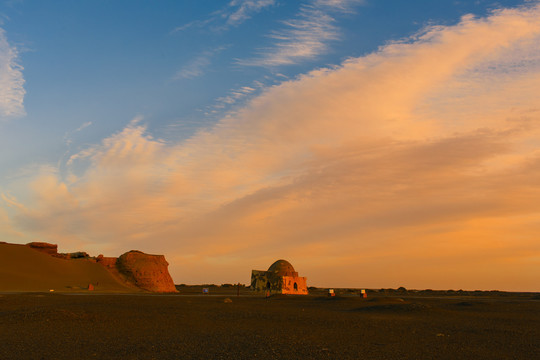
[294,282,298,291]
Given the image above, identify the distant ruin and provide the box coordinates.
[251,259,308,295]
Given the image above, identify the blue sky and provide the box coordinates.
[1,0,524,159]
[0,1,521,157]
[1,0,539,290]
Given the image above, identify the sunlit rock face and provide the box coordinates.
[96,255,118,269]
[116,250,177,293]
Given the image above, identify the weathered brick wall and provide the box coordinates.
[281,275,308,295]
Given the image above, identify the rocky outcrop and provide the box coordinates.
[26,242,176,293]
[116,250,177,293]
[63,251,90,259]
[26,243,92,260]
[53,251,91,260]
[27,242,58,255]
[96,255,118,269]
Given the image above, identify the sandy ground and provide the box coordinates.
[0,292,538,360]
[1,244,538,359]
[0,243,137,293]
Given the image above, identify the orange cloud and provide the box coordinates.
[2,3,540,291]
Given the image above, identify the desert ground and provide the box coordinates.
[0,243,138,293]
[1,243,538,359]
[0,289,538,360]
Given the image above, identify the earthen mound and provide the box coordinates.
[116,250,177,293]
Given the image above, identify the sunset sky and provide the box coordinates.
[1,0,539,291]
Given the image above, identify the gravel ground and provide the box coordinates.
[0,293,538,359]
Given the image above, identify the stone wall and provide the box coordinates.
[251,270,308,295]
[251,270,270,291]
[281,275,308,295]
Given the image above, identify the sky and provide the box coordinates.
[0,0,539,291]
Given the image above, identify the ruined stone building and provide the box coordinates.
[251,259,308,295]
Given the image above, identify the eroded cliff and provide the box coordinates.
[0,242,178,293]
[116,250,177,293]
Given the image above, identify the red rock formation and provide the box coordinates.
[96,255,118,269]
[53,251,91,260]
[116,250,177,293]
[25,243,175,293]
[27,242,58,255]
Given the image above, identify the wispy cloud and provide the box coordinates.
[0,27,25,118]
[171,18,215,33]
[238,0,364,66]
[172,0,275,33]
[226,0,276,26]
[313,0,364,12]
[174,46,227,80]
[74,121,92,133]
[213,84,259,110]
[3,3,540,290]
[63,121,93,147]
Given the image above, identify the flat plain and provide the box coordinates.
[0,290,538,360]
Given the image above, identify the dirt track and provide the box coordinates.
[0,292,538,360]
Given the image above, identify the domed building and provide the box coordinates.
[251,260,308,295]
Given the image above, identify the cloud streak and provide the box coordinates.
[226,0,276,26]
[3,3,540,290]
[174,46,227,80]
[172,0,275,33]
[211,84,260,113]
[0,27,25,118]
[238,0,364,66]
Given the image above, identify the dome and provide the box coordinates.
[268,259,295,276]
